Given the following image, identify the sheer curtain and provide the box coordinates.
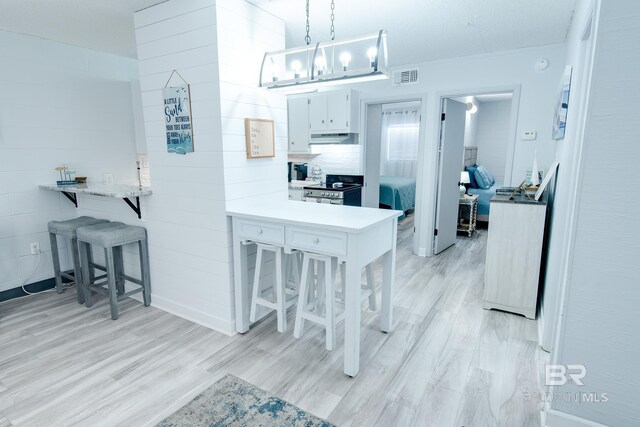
[380,104,420,177]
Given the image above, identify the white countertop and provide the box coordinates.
[289,179,320,189]
[227,199,401,233]
[39,183,152,198]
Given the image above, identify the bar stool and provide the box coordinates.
[48,216,109,303]
[249,243,301,333]
[294,253,376,351]
[77,222,151,320]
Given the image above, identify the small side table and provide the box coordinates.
[458,194,478,237]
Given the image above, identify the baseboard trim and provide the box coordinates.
[545,409,609,427]
[0,277,64,303]
[150,294,237,336]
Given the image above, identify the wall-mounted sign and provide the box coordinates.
[245,118,275,158]
[163,84,194,154]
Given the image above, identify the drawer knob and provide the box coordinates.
[313,237,320,244]
[257,228,263,234]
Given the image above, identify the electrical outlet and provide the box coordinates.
[30,243,40,255]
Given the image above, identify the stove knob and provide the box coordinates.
[321,192,326,196]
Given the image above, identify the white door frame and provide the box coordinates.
[360,93,427,256]
[431,85,522,253]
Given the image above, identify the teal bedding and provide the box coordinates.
[379,176,416,216]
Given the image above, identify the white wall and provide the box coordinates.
[541,0,597,354]
[462,97,479,148]
[289,145,362,180]
[0,31,140,293]
[474,100,512,184]
[547,1,640,426]
[134,0,285,334]
[351,43,566,255]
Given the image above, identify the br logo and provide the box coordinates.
[545,364,587,386]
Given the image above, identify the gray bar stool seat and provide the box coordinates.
[77,222,151,320]
[48,216,109,303]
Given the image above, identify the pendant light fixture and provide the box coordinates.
[259,0,389,93]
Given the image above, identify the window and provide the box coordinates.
[386,124,419,161]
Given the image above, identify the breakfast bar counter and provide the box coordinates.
[227,199,401,377]
[39,183,152,218]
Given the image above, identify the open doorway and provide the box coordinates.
[363,99,423,225]
[433,88,520,254]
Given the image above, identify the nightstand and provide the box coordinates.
[458,194,479,237]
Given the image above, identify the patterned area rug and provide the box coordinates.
[157,374,335,427]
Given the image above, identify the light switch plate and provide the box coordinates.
[104,173,114,184]
[523,131,537,140]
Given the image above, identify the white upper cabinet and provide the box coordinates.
[288,97,311,153]
[309,89,359,134]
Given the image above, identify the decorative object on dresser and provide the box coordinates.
[483,193,548,319]
[457,194,478,237]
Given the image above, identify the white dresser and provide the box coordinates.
[483,194,547,319]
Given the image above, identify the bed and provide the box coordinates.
[463,146,498,222]
[379,175,416,217]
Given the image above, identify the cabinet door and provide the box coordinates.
[288,97,309,152]
[327,90,349,132]
[288,188,304,201]
[309,94,328,133]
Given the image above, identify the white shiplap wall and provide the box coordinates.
[133,0,286,334]
[0,31,139,293]
[134,0,231,333]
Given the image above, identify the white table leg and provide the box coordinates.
[233,221,250,333]
[381,218,397,333]
[344,239,362,377]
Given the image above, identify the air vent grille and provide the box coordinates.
[392,68,419,86]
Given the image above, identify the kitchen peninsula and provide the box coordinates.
[227,200,401,377]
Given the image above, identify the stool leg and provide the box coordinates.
[49,232,63,294]
[105,248,119,320]
[275,248,286,333]
[113,245,125,296]
[139,238,151,307]
[340,262,347,303]
[79,241,93,308]
[294,254,311,339]
[70,237,84,304]
[317,260,326,315]
[249,245,264,323]
[366,264,376,311]
[325,257,337,351]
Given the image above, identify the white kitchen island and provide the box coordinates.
[227,199,401,377]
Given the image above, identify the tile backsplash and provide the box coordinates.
[289,144,362,182]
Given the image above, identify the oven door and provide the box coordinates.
[304,197,343,205]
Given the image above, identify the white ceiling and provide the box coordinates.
[0,0,576,63]
[251,0,577,65]
[0,0,168,58]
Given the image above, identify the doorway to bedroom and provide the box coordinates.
[362,99,423,220]
[433,89,520,254]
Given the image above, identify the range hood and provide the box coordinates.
[309,133,359,145]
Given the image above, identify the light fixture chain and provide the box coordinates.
[330,0,335,40]
[305,0,311,45]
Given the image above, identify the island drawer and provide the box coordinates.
[237,220,285,245]
[287,227,347,256]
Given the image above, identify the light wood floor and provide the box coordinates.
[0,216,548,426]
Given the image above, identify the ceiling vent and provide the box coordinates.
[392,68,419,86]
